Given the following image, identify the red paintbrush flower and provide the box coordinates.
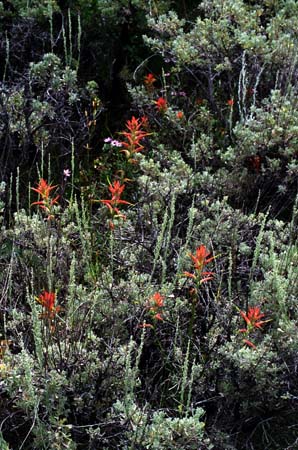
[240,306,268,330]
[155,97,167,112]
[149,292,164,309]
[31,178,57,198]
[36,291,61,319]
[31,178,59,219]
[146,292,165,323]
[190,246,214,271]
[98,180,132,227]
[238,306,270,349]
[119,116,150,162]
[144,73,156,88]
[183,245,215,284]
[100,180,131,211]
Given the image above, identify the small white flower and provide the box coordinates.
[63,169,71,178]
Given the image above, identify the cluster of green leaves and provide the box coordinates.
[140,0,298,214]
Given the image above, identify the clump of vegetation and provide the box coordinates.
[0,1,297,449]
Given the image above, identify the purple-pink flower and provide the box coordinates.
[111,140,122,147]
[104,137,122,147]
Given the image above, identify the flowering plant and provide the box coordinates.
[97,180,132,228]
[31,178,59,220]
[140,292,165,328]
[154,97,167,112]
[148,292,165,321]
[144,73,156,90]
[35,291,61,319]
[183,245,215,284]
[239,306,270,349]
[119,116,150,163]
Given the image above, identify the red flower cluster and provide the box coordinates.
[183,245,215,284]
[239,306,268,332]
[119,116,150,163]
[239,306,270,349]
[100,180,131,224]
[31,178,59,220]
[141,292,165,328]
[155,97,167,112]
[148,292,165,321]
[144,73,156,89]
[36,291,61,319]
